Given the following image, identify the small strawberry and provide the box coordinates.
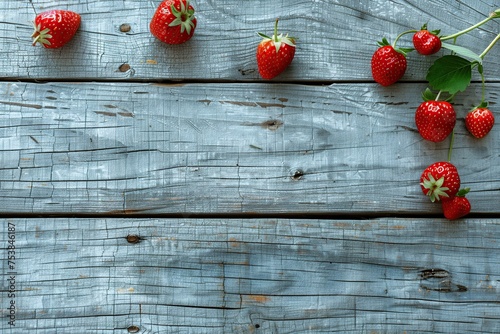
[32,10,81,49]
[420,161,461,202]
[465,107,495,139]
[150,0,197,45]
[256,19,296,80]
[415,100,456,142]
[442,188,471,220]
[371,38,407,86]
[413,24,441,55]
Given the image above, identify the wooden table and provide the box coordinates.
[1,1,499,333]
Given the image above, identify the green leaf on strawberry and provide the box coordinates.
[426,55,472,94]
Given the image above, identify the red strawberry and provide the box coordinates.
[150,0,197,45]
[413,25,441,55]
[32,10,81,49]
[465,107,495,139]
[415,100,456,142]
[420,161,461,202]
[371,38,407,86]
[442,188,471,220]
[256,19,296,80]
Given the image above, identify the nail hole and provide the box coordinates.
[126,235,141,244]
[291,169,304,181]
[119,63,131,72]
[120,23,131,33]
[255,324,260,329]
[127,325,140,333]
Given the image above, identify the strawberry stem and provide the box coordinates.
[479,32,500,59]
[479,64,486,104]
[448,130,455,162]
[441,9,500,41]
[392,30,416,48]
[435,90,442,101]
[274,18,279,43]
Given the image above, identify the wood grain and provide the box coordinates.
[1,81,498,216]
[2,1,500,333]
[1,0,499,81]
[1,218,499,333]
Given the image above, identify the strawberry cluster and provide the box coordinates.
[371,9,500,220]
[31,1,296,80]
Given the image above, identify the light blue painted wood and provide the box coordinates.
[1,218,500,333]
[1,1,499,333]
[0,81,498,215]
[0,0,499,81]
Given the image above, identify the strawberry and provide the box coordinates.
[420,161,461,202]
[465,107,495,139]
[442,188,471,220]
[371,38,407,86]
[256,19,296,80]
[413,24,441,55]
[150,0,197,45]
[415,100,456,142]
[32,10,81,49]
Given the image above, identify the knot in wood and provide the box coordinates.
[126,234,141,244]
[127,325,140,333]
[120,23,131,33]
[119,63,131,72]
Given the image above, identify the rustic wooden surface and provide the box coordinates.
[1,0,500,333]
[1,0,500,82]
[1,81,499,216]
[2,218,500,334]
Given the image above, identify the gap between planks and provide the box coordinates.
[0,212,498,220]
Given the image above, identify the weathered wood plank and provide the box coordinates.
[1,81,498,215]
[1,0,499,81]
[1,218,499,333]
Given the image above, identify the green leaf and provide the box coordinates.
[426,55,472,94]
[441,43,482,63]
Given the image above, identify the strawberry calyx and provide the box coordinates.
[421,173,450,202]
[258,19,296,53]
[377,37,413,57]
[418,23,441,36]
[32,22,53,47]
[470,101,489,111]
[168,0,196,35]
[421,88,455,102]
[455,188,470,197]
